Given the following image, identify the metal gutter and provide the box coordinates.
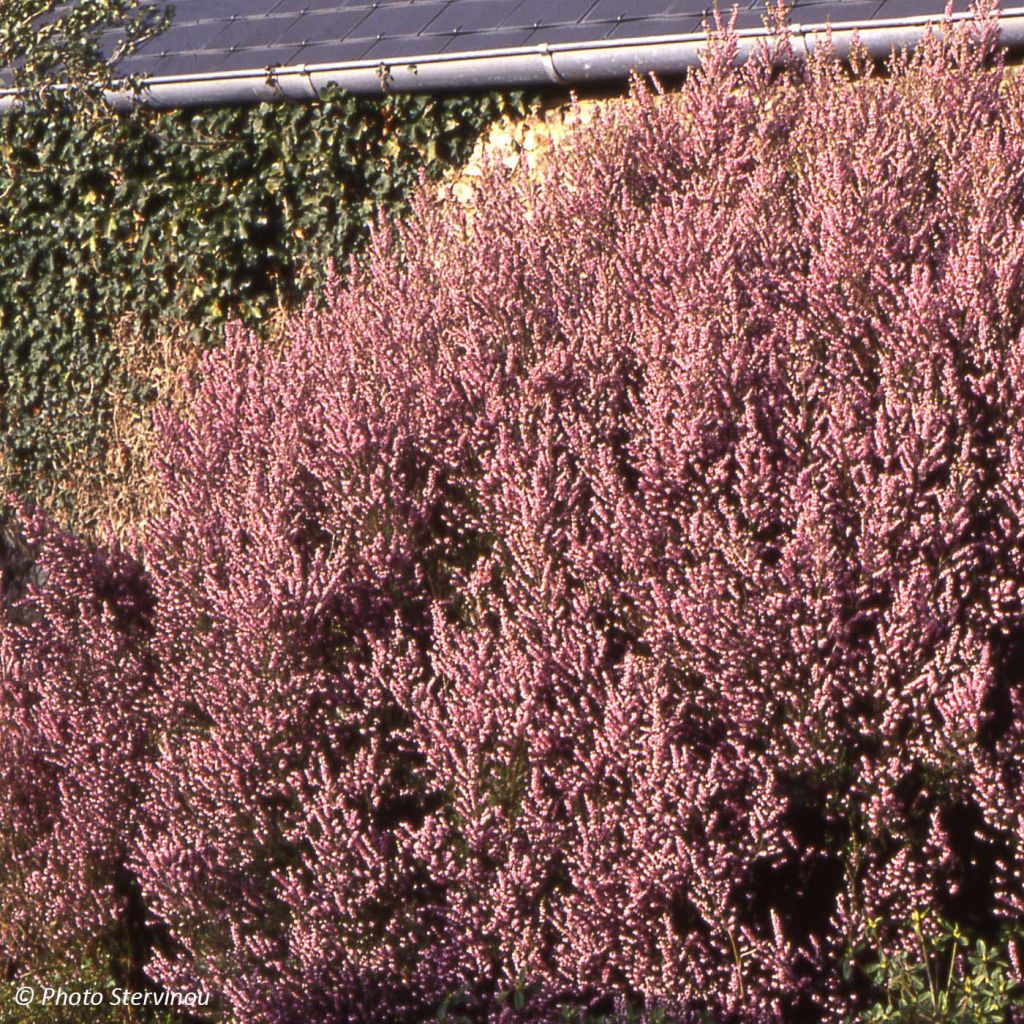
[3,9,1024,112]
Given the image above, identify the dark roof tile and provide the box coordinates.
[524,21,614,42]
[101,0,973,82]
[269,0,363,11]
[351,2,449,38]
[213,44,305,66]
[874,0,969,16]
[724,8,776,29]
[789,0,885,23]
[584,0,683,21]
[276,9,372,43]
[607,14,703,35]
[205,13,301,46]
[292,38,375,61]
[153,0,259,22]
[441,26,535,48]
[503,0,599,28]
[429,0,522,33]
[360,33,448,57]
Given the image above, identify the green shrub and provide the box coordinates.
[856,912,1024,1023]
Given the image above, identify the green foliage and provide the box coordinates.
[0,0,166,95]
[855,912,1024,1024]
[435,981,686,1024]
[0,85,536,520]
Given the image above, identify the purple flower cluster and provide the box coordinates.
[4,12,1024,1021]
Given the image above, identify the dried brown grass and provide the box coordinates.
[59,321,205,544]
[29,307,292,545]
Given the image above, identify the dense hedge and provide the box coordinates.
[6,12,1024,1024]
[0,86,534,518]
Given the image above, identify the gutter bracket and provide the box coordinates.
[538,44,566,83]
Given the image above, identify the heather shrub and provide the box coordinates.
[8,8,1024,1023]
[131,325,458,1021]
[0,514,157,990]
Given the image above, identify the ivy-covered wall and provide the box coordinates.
[0,87,536,524]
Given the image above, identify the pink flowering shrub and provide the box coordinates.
[0,514,156,986]
[6,9,1024,1022]
[131,326,461,1021]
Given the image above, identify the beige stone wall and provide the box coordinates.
[437,95,611,204]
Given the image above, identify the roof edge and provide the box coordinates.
[3,11,1024,111]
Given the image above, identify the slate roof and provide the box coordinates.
[115,0,979,80]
